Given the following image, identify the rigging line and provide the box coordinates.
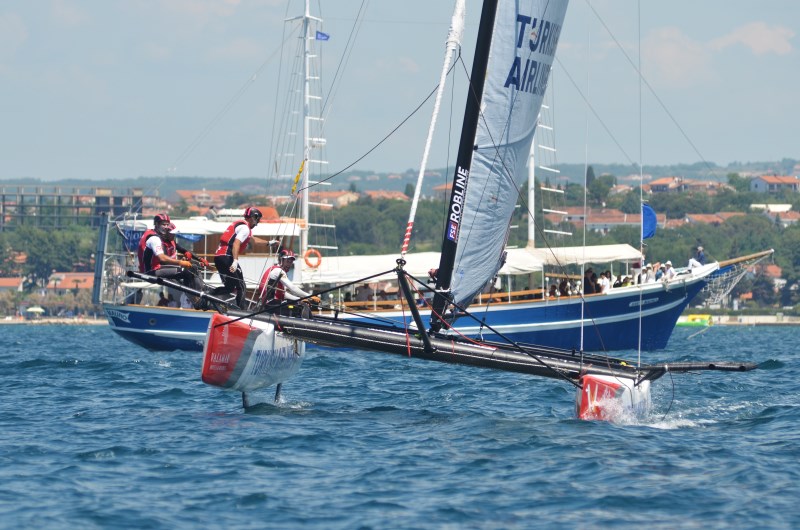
[295,64,454,193]
[554,55,635,166]
[265,2,295,186]
[401,271,583,389]
[216,268,402,328]
[170,33,298,174]
[442,51,458,235]
[125,27,299,216]
[637,0,644,366]
[660,368,676,421]
[579,18,591,354]
[582,0,716,177]
[318,0,369,130]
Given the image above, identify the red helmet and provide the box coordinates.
[278,249,296,261]
[154,213,172,235]
[244,207,263,221]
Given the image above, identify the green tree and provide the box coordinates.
[587,174,616,207]
[750,274,778,307]
[618,188,642,214]
[14,228,61,287]
[726,172,750,193]
[585,165,596,187]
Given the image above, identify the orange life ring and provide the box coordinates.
[304,248,322,269]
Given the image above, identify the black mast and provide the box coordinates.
[430,0,499,332]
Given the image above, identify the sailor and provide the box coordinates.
[214,207,262,308]
[137,214,204,305]
[257,250,318,313]
[663,260,677,281]
[695,246,706,265]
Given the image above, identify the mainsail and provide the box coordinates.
[434,0,569,318]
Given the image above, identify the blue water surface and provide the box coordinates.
[0,324,797,529]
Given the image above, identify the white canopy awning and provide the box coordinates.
[237,244,642,288]
[119,218,301,238]
[300,251,443,285]
[504,244,642,272]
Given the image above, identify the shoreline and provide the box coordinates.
[681,314,800,326]
[1,315,797,326]
[1,317,107,325]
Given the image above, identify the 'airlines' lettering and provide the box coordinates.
[505,13,563,94]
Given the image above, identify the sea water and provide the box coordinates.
[0,324,797,529]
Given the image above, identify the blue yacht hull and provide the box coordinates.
[103,268,709,353]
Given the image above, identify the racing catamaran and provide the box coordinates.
[197,0,757,419]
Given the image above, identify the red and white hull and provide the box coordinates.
[576,374,651,421]
[201,313,305,393]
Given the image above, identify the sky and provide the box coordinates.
[1,0,797,181]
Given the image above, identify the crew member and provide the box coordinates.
[214,207,262,308]
[137,214,204,305]
[257,250,318,313]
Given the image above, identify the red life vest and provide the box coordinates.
[258,265,285,302]
[137,230,159,272]
[216,220,251,257]
[138,231,178,272]
[163,240,177,259]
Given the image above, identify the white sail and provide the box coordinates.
[450,0,568,308]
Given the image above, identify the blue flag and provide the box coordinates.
[642,203,657,240]
[315,31,330,41]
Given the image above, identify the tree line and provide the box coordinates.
[0,171,797,311]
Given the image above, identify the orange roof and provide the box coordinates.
[761,264,782,278]
[686,214,726,224]
[48,272,94,290]
[175,189,237,205]
[309,190,354,199]
[776,211,800,220]
[664,219,686,229]
[756,175,798,184]
[717,212,746,221]
[0,277,23,288]
[231,205,279,220]
[649,177,681,186]
[364,190,409,201]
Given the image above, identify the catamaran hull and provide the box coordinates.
[577,374,651,420]
[238,311,753,421]
[201,313,305,393]
[103,304,208,351]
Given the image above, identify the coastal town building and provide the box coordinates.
[648,177,732,194]
[0,277,23,293]
[749,175,799,194]
[47,272,94,296]
[0,185,158,232]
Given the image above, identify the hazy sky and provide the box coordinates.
[1,0,797,181]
